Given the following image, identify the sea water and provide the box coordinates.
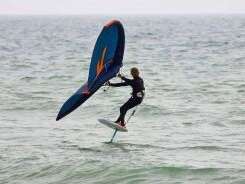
[0,15,245,184]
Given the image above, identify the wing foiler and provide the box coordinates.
[56,20,125,121]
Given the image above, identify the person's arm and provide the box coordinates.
[118,74,133,85]
[121,76,133,84]
[109,81,128,87]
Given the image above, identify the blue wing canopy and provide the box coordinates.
[56,20,125,121]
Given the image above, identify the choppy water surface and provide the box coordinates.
[0,15,245,184]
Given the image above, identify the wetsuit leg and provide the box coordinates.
[116,97,142,126]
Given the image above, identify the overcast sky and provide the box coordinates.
[0,0,245,15]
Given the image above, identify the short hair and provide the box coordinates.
[131,67,139,77]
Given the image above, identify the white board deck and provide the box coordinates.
[98,119,128,132]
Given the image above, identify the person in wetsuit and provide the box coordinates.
[108,67,145,127]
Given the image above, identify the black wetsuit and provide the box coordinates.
[110,76,145,126]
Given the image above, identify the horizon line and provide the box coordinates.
[1,12,245,16]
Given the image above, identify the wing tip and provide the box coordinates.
[104,19,122,27]
[56,115,61,121]
[56,112,65,121]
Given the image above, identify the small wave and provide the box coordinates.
[78,147,102,153]
[238,84,245,88]
[235,56,245,62]
[107,143,233,152]
[151,165,219,175]
[212,100,227,104]
[12,63,33,69]
[103,142,164,153]
[237,89,245,93]
[65,56,76,60]
[32,91,51,95]
[107,142,164,150]
[184,145,227,151]
[47,75,73,80]
[62,164,221,184]
[138,105,168,116]
[212,121,227,127]
[20,76,36,81]
[0,46,12,52]
[230,119,245,125]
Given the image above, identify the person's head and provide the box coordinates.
[130,67,139,78]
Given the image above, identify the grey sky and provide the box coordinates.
[0,0,245,15]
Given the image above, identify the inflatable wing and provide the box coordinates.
[56,20,125,121]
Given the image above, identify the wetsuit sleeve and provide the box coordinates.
[109,82,129,87]
[121,76,133,85]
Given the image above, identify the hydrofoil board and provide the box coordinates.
[98,119,128,132]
